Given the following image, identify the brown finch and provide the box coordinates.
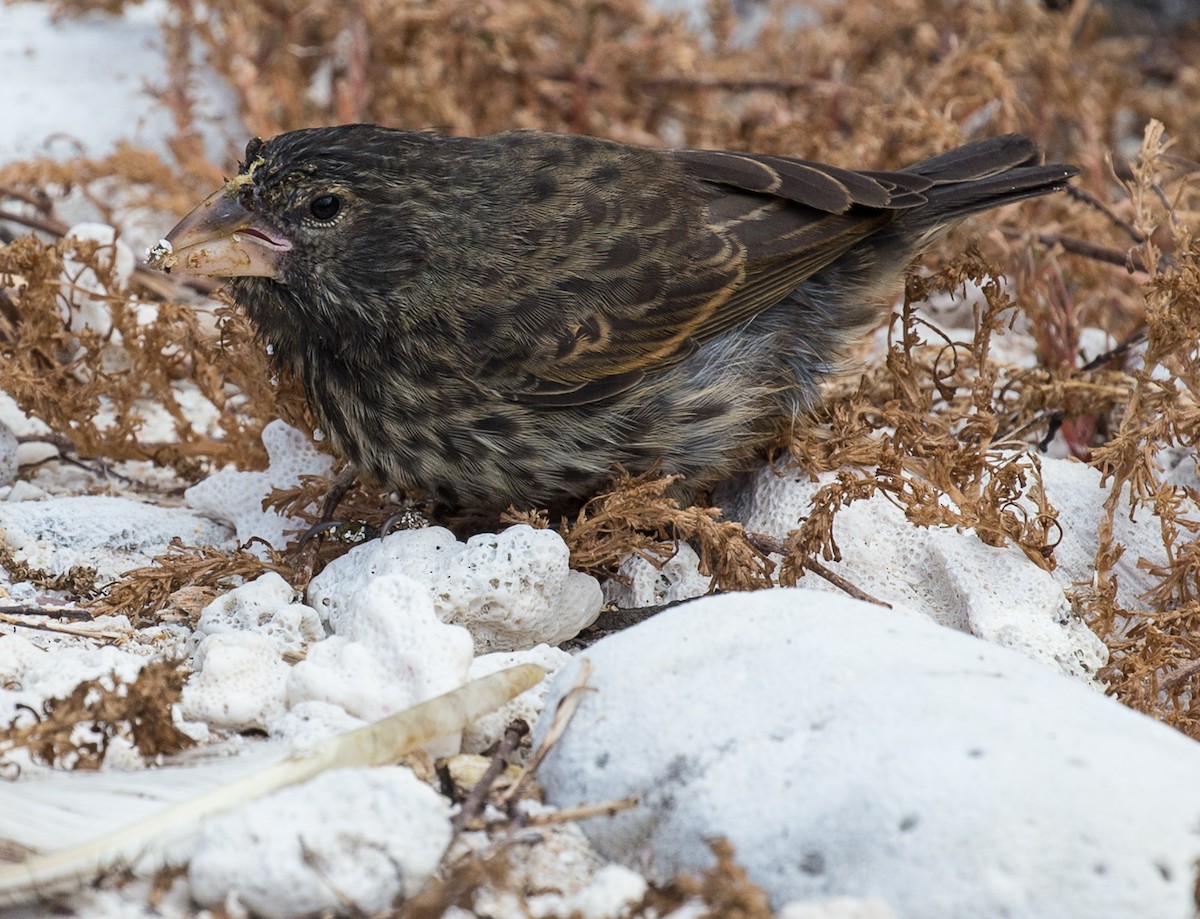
[151,126,1075,511]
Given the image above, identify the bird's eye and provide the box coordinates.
[309,194,341,221]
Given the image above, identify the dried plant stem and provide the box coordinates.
[1004,228,1149,273]
[452,720,529,835]
[1065,185,1146,245]
[0,208,67,237]
[0,612,123,640]
[499,660,593,810]
[517,795,640,827]
[745,531,891,607]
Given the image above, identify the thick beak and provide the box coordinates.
[147,181,292,279]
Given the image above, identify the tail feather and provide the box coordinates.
[898,136,1076,235]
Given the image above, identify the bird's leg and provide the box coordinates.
[291,464,361,584]
[317,463,360,523]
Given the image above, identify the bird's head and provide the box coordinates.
[149,126,433,330]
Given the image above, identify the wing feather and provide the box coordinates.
[495,143,914,404]
[486,134,1057,406]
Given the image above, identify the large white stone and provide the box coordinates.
[535,588,1200,918]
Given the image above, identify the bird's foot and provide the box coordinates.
[380,500,433,536]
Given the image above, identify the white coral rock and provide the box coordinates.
[184,420,333,552]
[308,524,601,652]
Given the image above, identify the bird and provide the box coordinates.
[150,125,1076,512]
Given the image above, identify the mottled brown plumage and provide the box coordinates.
[153,126,1075,510]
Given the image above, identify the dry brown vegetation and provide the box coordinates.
[0,0,1198,806]
[0,659,192,769]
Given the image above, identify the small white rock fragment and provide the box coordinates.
[194,572,325,659]
[0,390,51,441]
[288,573,474,742]
[308,524,602,652]
[189,766,451,918]
[185,420,333,552]
[447,526,602,650]
[458,818,605,916]
[603,541,710,609]
[568,864,649,919]
[145,237,173,270]
[13,441,58,472]
[181,633,290,732]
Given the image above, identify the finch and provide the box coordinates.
[151,126,1075,510]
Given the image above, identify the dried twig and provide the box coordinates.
[516,795,640,827]
[0,604,92,620]
[1004,228,1150,273]
[745,531,891,608]
[0,613,124,640]
[1160,658,1200,693]
[1065,185,1145,245]
[499,660,593,810]
[0,208,67,237]
[452,720,529,835]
